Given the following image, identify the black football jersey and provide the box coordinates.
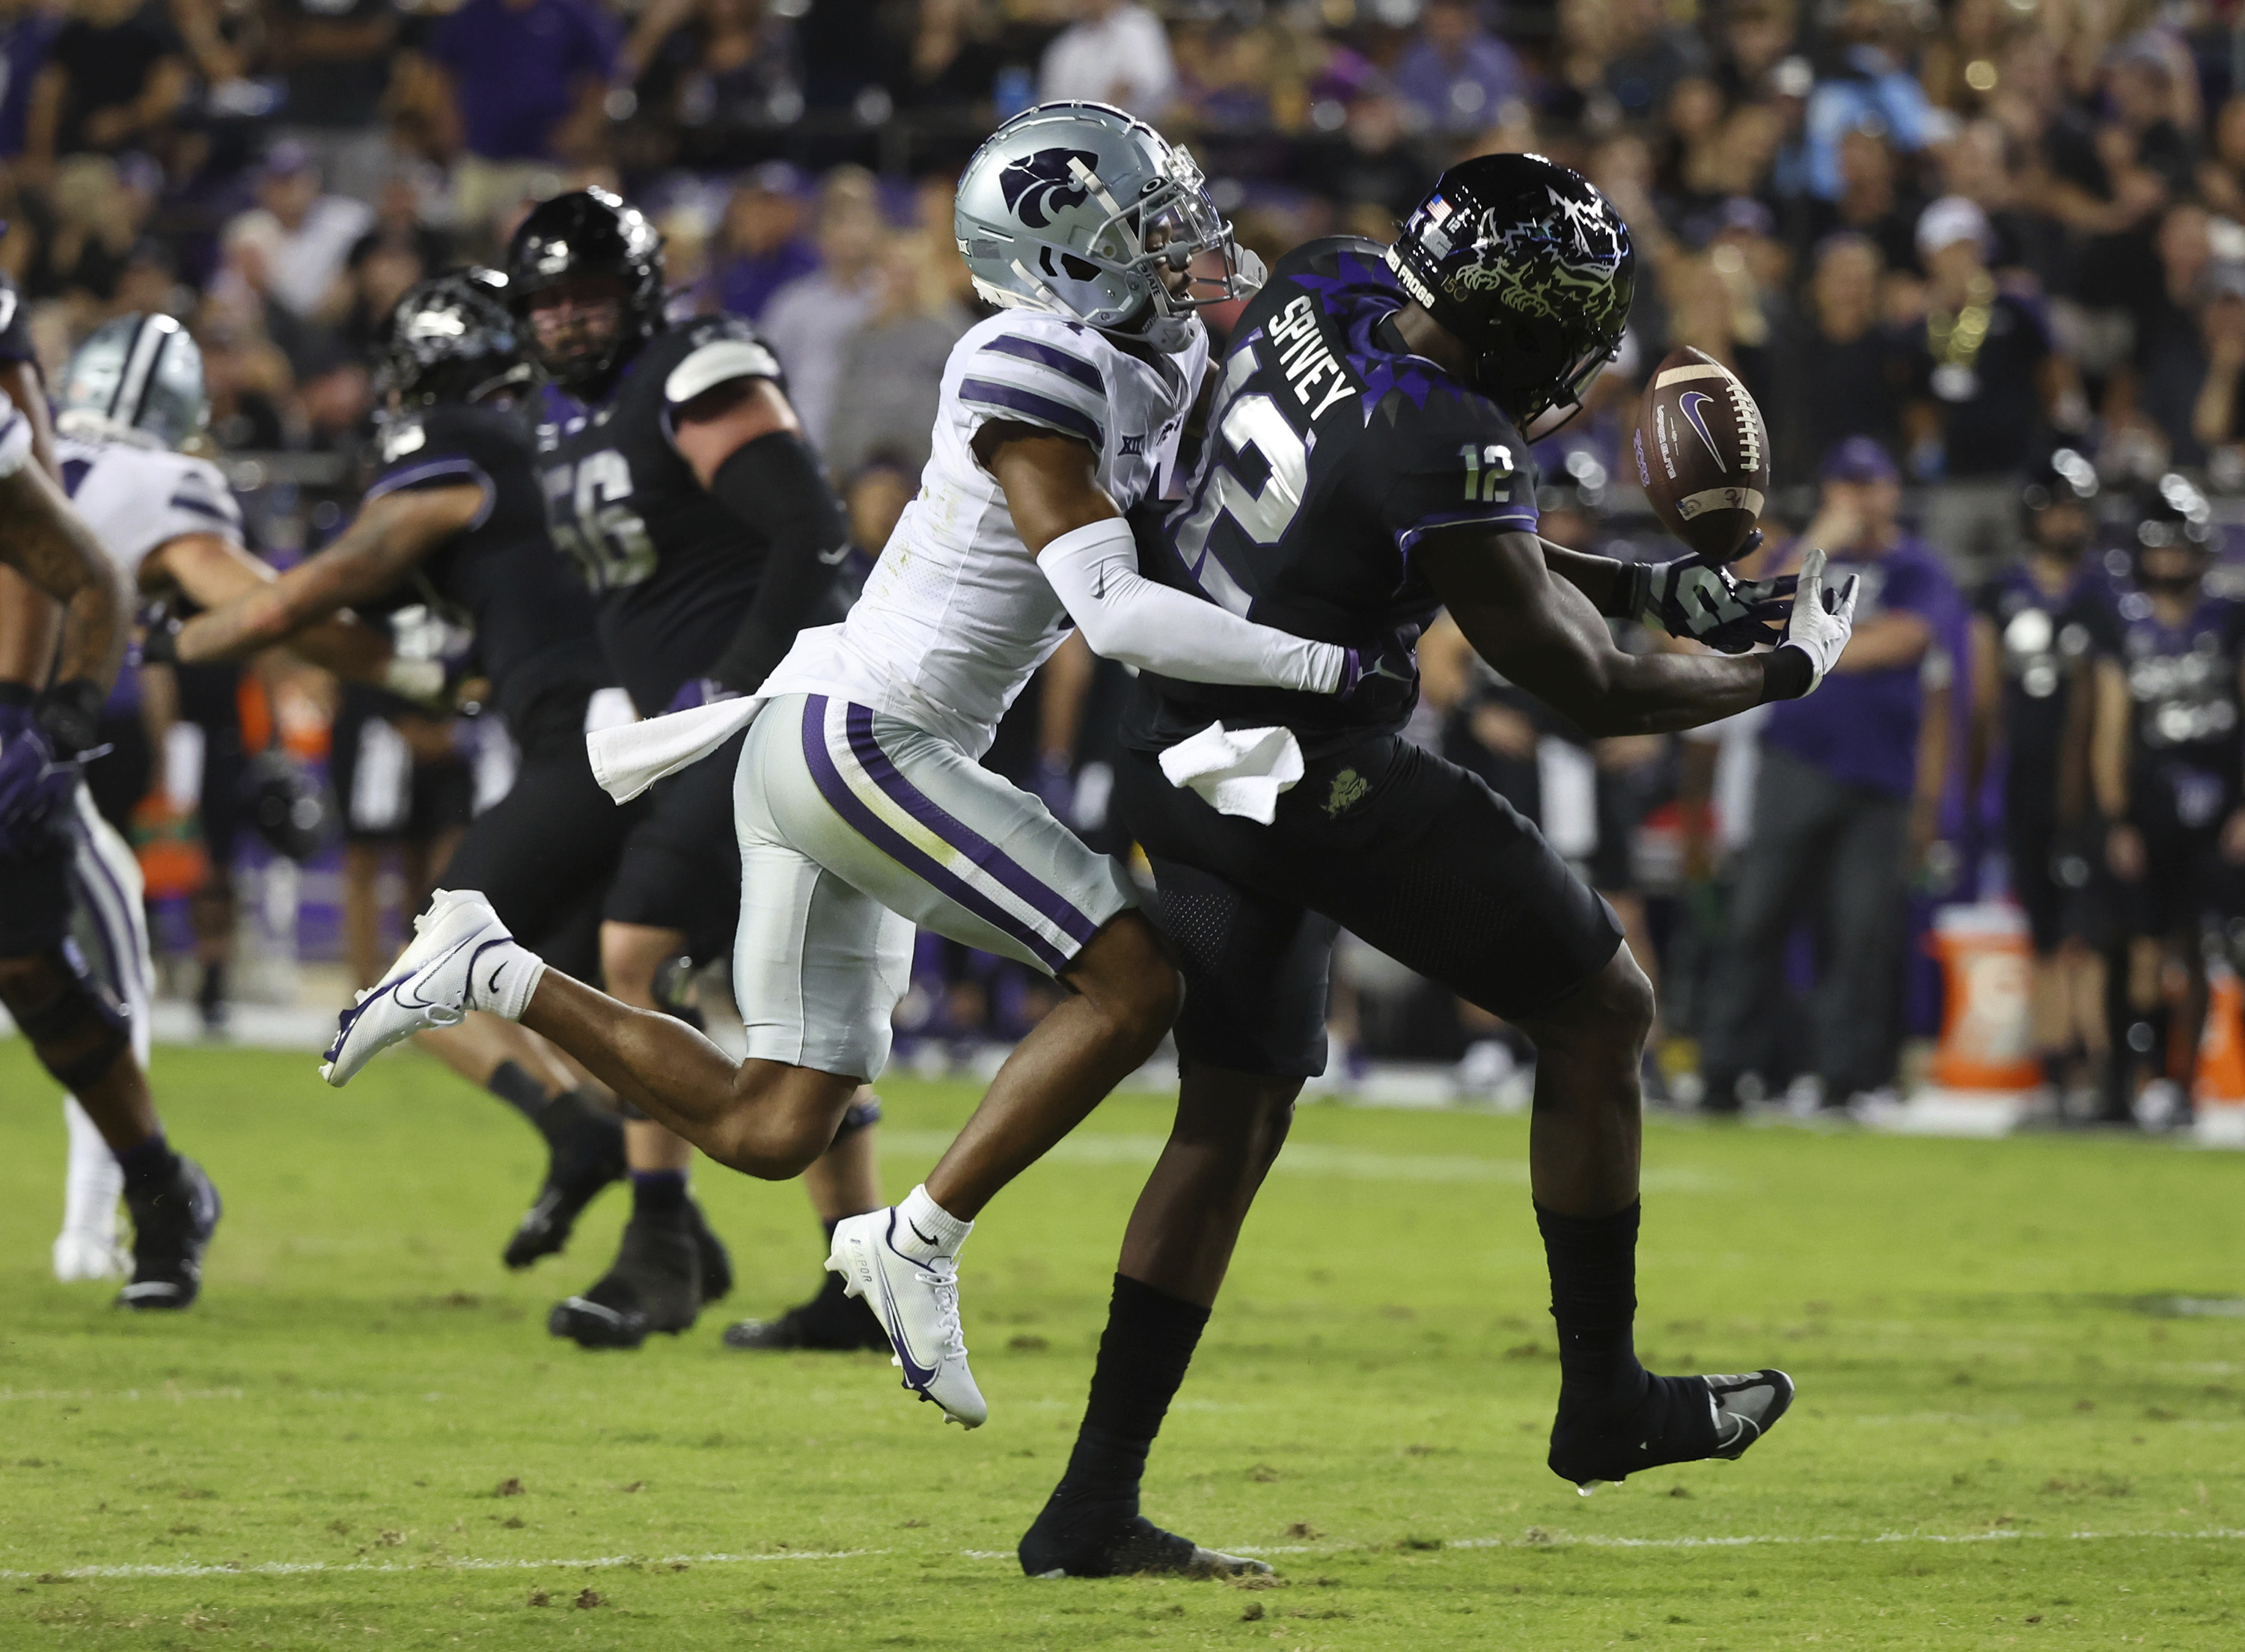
[365,401,602,722]
[1975,561,2101,791]
[533,315,806,715]
[2105,577,2245,774]
[1125,238,1539,757]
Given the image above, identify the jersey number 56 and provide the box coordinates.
[544,451,656,591]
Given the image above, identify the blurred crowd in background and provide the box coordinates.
[23,0,2245,1123]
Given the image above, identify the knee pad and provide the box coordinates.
[831,1093,883,1143]
[1,940,131,1092]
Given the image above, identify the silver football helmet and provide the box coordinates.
[955,100,1262,352]
[57,313,208,450]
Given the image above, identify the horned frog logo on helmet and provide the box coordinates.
[998,148,1099,230]
[1450,186,1629,331]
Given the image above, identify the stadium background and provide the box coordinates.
[7,5,2245,1643]
[13,0,2245,1100]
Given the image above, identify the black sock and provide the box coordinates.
[115,1131,179,1196]
[1537,1201,1649,1420]
[1053,1274,1212,1502]
[631,1170,688,1220]
[487,1060,553,1124]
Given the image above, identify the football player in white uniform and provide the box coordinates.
[41,315,415,1291]
[326,104,1363,1471]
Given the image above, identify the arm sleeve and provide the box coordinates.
[701,428,850,694]
[1039,516,1345,693]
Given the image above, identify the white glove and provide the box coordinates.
[1778,546,1859,694]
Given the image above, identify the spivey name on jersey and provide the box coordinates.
[757,308,1209,758]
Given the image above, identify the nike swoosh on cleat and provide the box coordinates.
[871,1261,940,1389]
[391,937,477,1010]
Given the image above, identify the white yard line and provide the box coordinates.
[10,1527,2244,1582]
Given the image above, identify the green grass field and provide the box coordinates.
[2,1041,2241,1650]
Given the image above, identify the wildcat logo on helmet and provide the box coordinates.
[999,148,1100,230]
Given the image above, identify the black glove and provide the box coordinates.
[34,677,104,758]
[1622,557,1797,654]
[139,605,183,667]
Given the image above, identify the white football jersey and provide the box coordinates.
[760,310,1208,757]
[57,435,244,578]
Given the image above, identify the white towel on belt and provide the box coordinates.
[1156,722,1304,825]
[586,697,765,804]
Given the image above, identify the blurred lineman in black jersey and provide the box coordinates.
[2089,474,2245,1128]
[1967,448,2108,1116]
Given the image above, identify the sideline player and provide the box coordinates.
[1968,449,2107,1113]
[1018,153,1851,1577]
[2090,474,2244,1126]
[325,103,1375,1453]
[167,273,656,1275]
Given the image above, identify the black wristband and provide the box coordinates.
[1608,560,1652,622]
[1759,645,1813,702]
[36,677,106,754]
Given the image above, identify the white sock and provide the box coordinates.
[473,941,547,1022]
[893,1184,972,1263]
[61,1096,123,1241]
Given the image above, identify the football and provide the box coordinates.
[1634,346,1771,563]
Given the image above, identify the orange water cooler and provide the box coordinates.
[2195,961,2245,1147]
[1899,904,2041,1135]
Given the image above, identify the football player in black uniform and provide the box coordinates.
[168,272,658,1276]
[0,328,226,1309]
[2089,474,2245,1125]
[504,190,886,1353]
[1018,154,1851,1577]
[1968,449,2108,1112]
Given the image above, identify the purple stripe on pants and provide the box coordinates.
[798,697,1072,973]
[840,703,1098,948]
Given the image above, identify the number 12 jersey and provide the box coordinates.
[1127,237,1541,756]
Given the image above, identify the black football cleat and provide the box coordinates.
[1018,1490,1271,1580]
[502,1090,626,1270]
[548,1207,701,1350]
[686,1196,733,1305]
[1548,1368,1794,1490]
[722,1286,888,1352]
[115,1157,222,1311]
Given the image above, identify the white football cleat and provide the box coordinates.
[322,889,512,1086]
[827,1209,987,1428]
[52,1226,128,1281]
